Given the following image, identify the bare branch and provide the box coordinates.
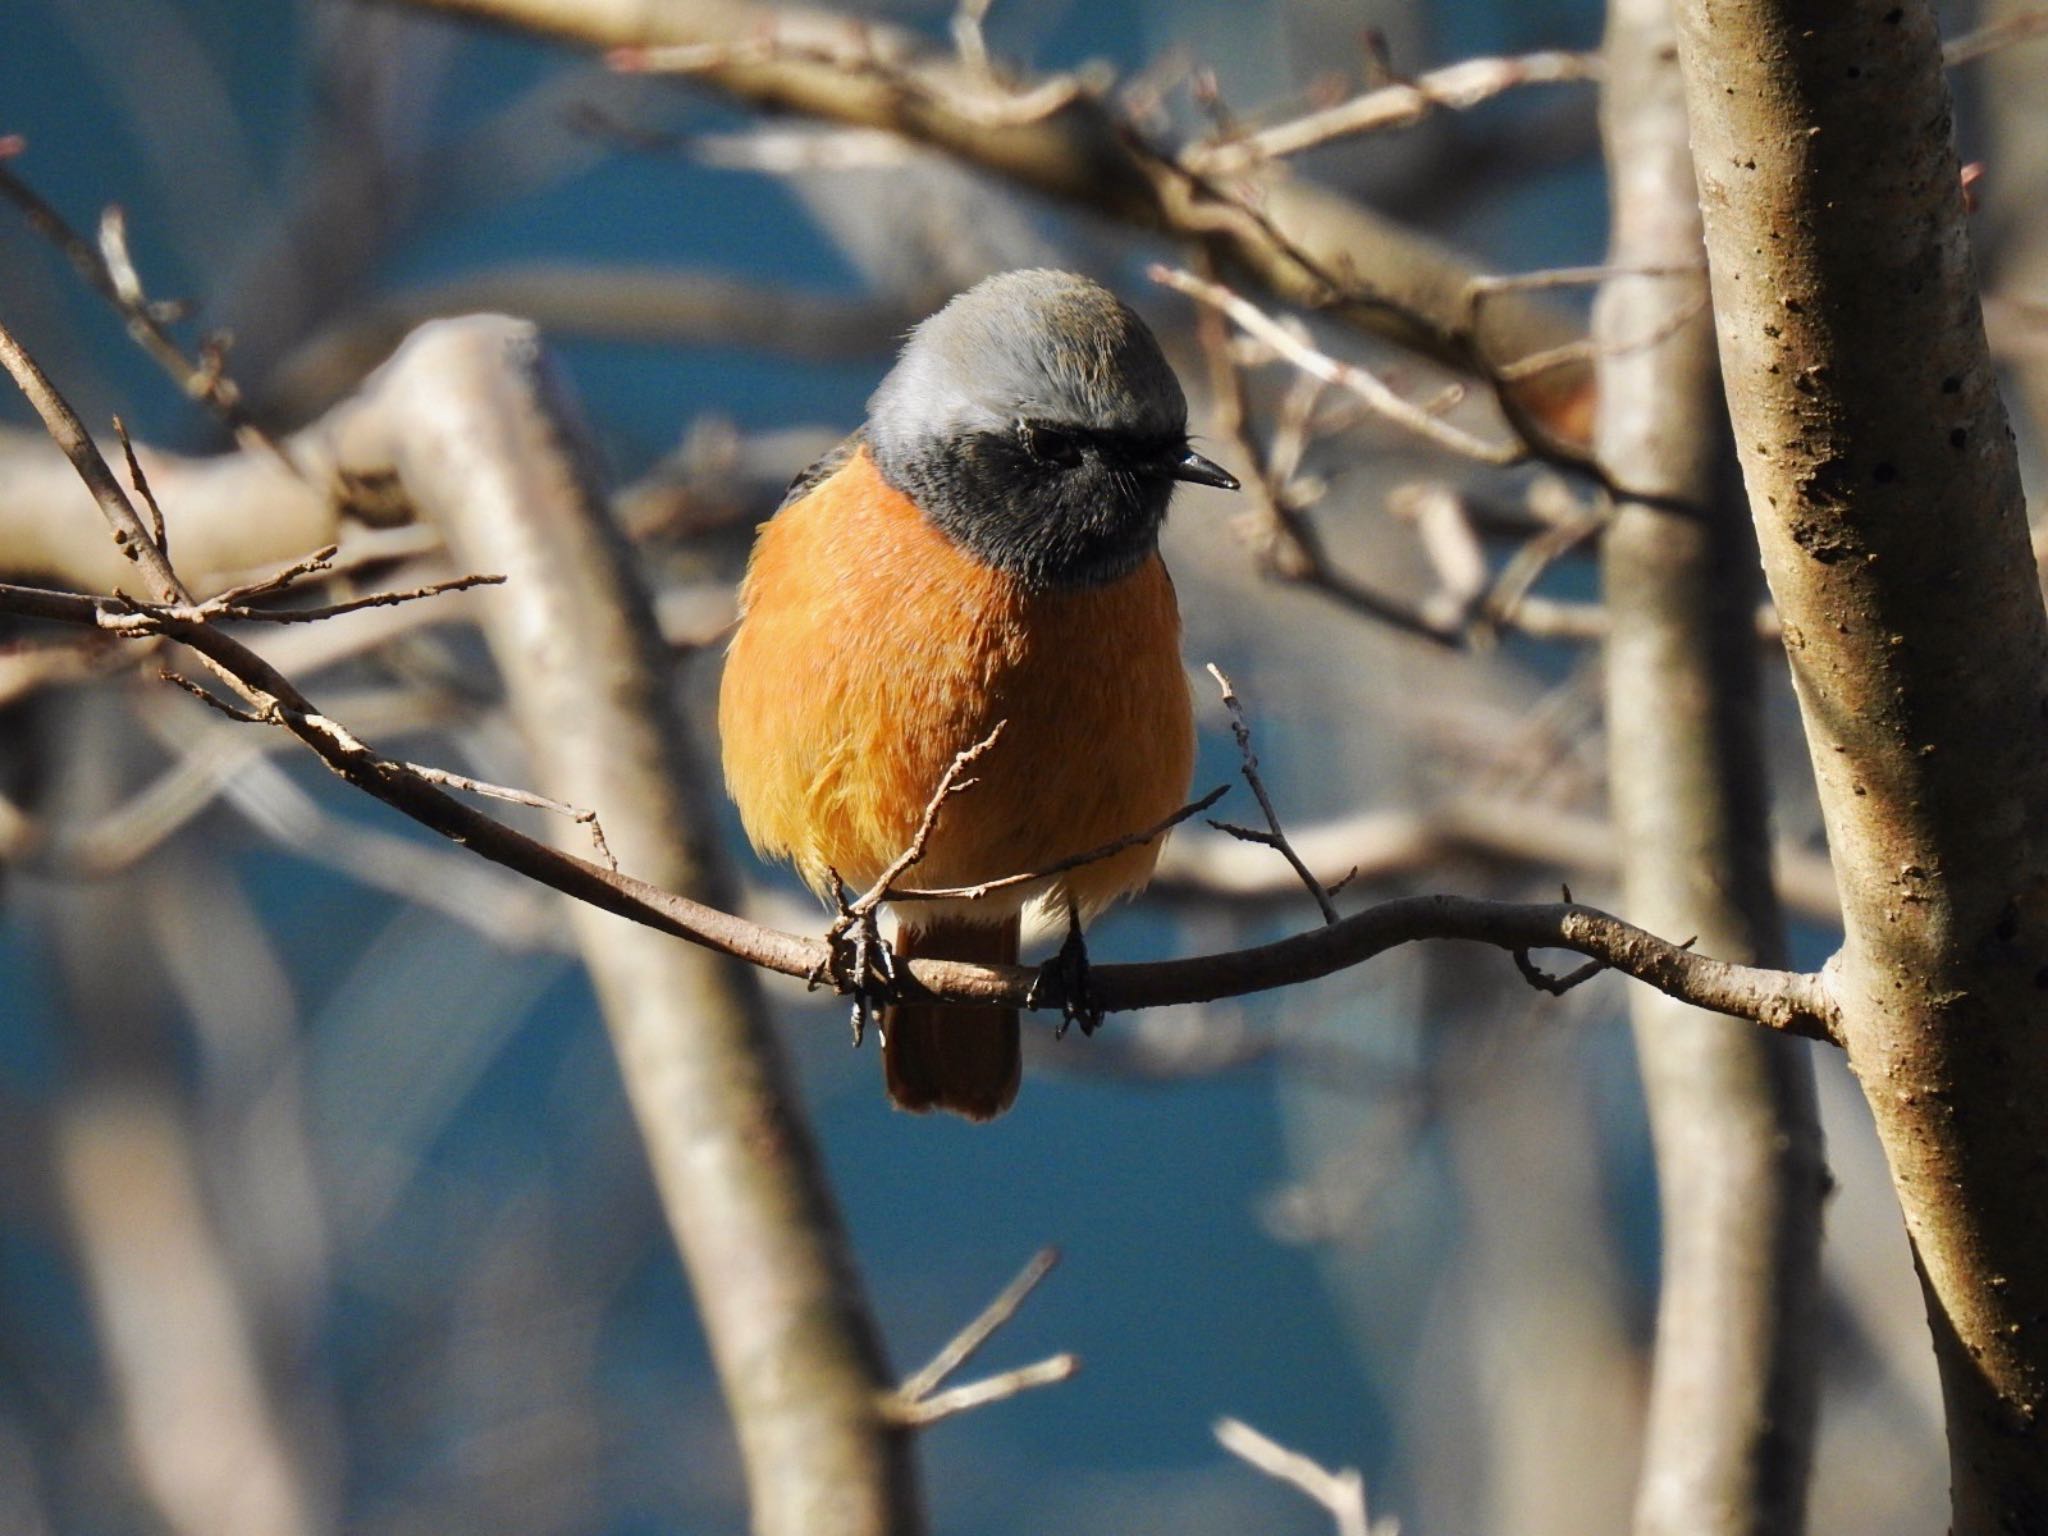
[202,546,340,607]
[157,668,271,725]
[1150,794,1842,926]
[95,204,149,311]
[0,160,275,453]
[1206,664,1338,924]
[949,0,996,78]
[112,417,168,563]
[900,1247,1061,1403]
[0,318,190,604]
[1943,8,2048,67]
[207,570,508,625]
[0,567,1841,1041]
[1154,264,1526,466]
[399,762,618,871]
[843,724,1005,918]
[884,1247,1076,1427]
[1511,945,1607,996]
[616,31,1089,130]
[1187,49,1600,175]
[890,783,1229,902]
[0,313,1841,1062]
[1214,1417,1390,1536]
[1469,500,1605,641]
[394,0,1596,443]
[1598,1,1827,1529]
[1190,287,1466,646]
[807,725,1006,1041]
[886,1357,1080,1427]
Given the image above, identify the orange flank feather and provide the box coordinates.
[718,447,1196,1116]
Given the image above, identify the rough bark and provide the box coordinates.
[1595,3,1825,1532]
[1672,5,2048,1528]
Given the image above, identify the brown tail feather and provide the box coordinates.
[884,915,1022,1121]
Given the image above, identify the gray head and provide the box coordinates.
[866,270,1236,588]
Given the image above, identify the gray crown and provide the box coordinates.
[859,270,1232,589]
[867,269,1188,461]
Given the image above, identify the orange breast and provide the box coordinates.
[718,448,1195,924]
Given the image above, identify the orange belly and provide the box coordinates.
[718,447,1196,927]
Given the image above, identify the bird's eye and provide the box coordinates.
[1018,421,1083,469]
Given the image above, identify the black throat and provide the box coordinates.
[874,428,1176,590]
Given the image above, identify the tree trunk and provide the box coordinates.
[1672,5,2048,1528]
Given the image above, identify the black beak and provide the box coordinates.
[1168,448,1240,491]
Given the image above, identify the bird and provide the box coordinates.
[718,269,1237,1120]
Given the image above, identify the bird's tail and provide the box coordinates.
[884,914,1022,1121]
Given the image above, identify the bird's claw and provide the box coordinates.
[1030,906,1103,1040]
[808,873,898,1048]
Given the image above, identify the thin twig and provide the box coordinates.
[811,723,1005,1041]
[205,546,340,607]
[1945,7,2048,66]
[1214,1417,1387,1536]
[1154,264,1526,465]
[1189,274,1462,646]
[401,763,618,871]
[0,161,281,458]
[392,0,1600,461]
[209,572,508,625]
[950,0,996,78]
[1463,261,1702,296]
[843,724,1006,918]
[1511,947,1607,996]
[1391,481,1487,616]
[158,670,270,724]
[887,1357,1080,1427]
[1187,49,1599,174]
[885,1248,1077,1427]
[96,204,150,310]
[1470,503,1607,642]
[1490,286,1709,385]
[900,1247,1060,1402]
[1207,665,1339,924]
[0,319,190,604]
[890,782,1228,901]
[112,416,168,564]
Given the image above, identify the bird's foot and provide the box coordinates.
[1030,906,1103,1040]
[809,873,898,1048]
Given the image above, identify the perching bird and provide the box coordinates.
[718,269,1236,1120]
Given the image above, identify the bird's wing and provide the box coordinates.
[775,429,867,516]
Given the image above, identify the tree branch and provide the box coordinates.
[0,319,189,604]
[2,576,1842,1043]
[393,0,1597,444]
[883,1248,1078,1428]
[1214,1417,1389,1536]
[0,315,1839,1037]
[1185,49,1600,176]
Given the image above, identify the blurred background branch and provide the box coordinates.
[1593,0,1824,1530]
